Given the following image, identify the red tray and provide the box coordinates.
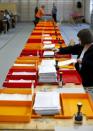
[6,72,37,80]
[20,49,43,56]
[9,67,37,72]
[55,54,71,58]
[27,39,64,44]
[35,28,59,31]
[58,70,82,85]
[31,32,61,35]
[3,80,36,88]
[27,39,41,43]
[34,26,57,27]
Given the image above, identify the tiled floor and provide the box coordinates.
[0,22,90,89]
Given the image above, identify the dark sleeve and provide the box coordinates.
[82,51,93,67]
[58,44,83,55]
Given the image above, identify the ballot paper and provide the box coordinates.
[38,60,57,83]
[43,37,52,40]
[43,41,52,44]
[41,59,56,66]
[14,63,35,66]
[33,92,61,115]
[0,94,32,101]
[43,51,54,57]
[12,72,36,75]
[42,34,50,37]
[43,44,55,49]
[9,79,32,83]
[58,59,77,66]
[39,65,56,74]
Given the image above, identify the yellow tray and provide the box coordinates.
[0,88,32,122]
[55,93,93,119]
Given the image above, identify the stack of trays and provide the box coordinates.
[3,56,38,88]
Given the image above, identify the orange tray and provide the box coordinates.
[0,88,32,106]
[32,30,60,34]
[15,59,39,64]
[0,88,32,122]
[17,56,40,61]
[55,93,93,119]
[35,27,58,30]
[0,106,31,122]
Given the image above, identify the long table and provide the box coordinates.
[0,21,93,130]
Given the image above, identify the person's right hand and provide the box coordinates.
[52,48,59,53]
[77,59,82,64]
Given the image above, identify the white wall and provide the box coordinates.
[58,0,74,22]
[85,0,91,23]
[0,0,85,22]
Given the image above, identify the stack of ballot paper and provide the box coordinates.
[43,41,52,45]
[43,44,55,50]
[42,34,50,37]
[39,66,57,83]
[38,60,57,83]
[33,92,61,115]
[43,36,52,40]
[43,51,54,57]
[40,59,56,66]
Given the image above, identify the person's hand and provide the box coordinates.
[77,59,82,64]
[52,48,59,53]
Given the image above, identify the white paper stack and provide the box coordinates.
[43,51,54,57]
[38,60,57,83]
[43,36,52,40]
[33,92,61,115]
[43,44,55,49]
[43,41,52,44]
[41,59,56,66]
[42,34,50,37]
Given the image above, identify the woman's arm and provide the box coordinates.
[58,44,83,55]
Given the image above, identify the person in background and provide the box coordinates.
[9,10,16,28]
[0,10,4,33]
[35,6,38,17]
[52,3,57,23]
[55,29,93,87]
[34,5,45,26]
[4,9,11,31]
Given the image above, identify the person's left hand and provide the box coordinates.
[77,59,82,64]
